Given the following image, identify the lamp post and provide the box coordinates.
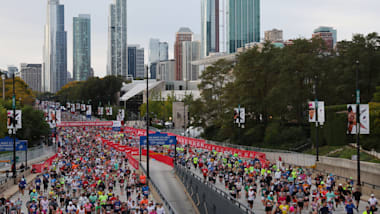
[12,74,17,184]
[146,65,150,180]
[355,60,361,185]
[1,73,5,99]
[314,75,319,162]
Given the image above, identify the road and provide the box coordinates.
[142,159,198,214]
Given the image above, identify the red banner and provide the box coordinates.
[58,121,115,127]
[32,153,58,173]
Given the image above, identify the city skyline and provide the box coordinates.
[1,0,379,78]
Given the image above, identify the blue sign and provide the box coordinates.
[0,136,27,151]
[140,132,177,146]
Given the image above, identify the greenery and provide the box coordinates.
[188,33,380,151]
[140,94,175,122]
[0,77,50,145]
[56,76,125,111]
[327,146,380,163]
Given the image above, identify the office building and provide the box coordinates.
[43,0,67,93]
[20,63,42,92]
[174,27,193,80]
[265,29,283,42]
[73,14,91,81]
[7,66,18,78]
[226,0,260,53]
[156,60,175,81]
[149,39,169,63]
[313,26,337,49]
[128,45,145,79]
[182,41,201,81]
[201,0,220,58]
[107,0,128,78]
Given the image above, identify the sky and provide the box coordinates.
[0,0,379,77]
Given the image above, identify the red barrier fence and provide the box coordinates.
[31,153,58,173]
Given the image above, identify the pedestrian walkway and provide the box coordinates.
[141,160,198,214]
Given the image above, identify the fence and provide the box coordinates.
[139,163,178,214]
[0,144,56,168]
[175,164,254,214]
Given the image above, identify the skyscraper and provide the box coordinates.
[128,45,145,79]
[107,0,127,78]
[149,39,169,63]
[43,0,67,93]
[226,0,260,53]
[201,0,220,58]
[174,27,193,81]
[182,41,201,81]
[313,26,337,49]
[73,14,91,81]
[20,63,42,92]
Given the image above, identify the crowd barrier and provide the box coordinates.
[31,153,58,173]
[175,165,253,214]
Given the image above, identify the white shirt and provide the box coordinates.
[368,197,378,206]
[157,206,165,214]
[248,190,255,201]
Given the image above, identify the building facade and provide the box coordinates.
[107,0,128,78]
[182,41,201,82]
[128,45,145,79]
[226,0,260,53]
[156,60,175,81]
[73,14,91,81]
[313,26,337,49]
[42,0,67,93]
[174,27,193,81]
[20,63,42,92]
[201,0,220,58]
[264,28,283,42]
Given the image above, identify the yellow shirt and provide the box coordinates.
[279,205,289,214]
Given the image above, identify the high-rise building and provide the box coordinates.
[7,66,18,78]
[20,63,42,92]
[156,60,175,81]
[174,27,193,80]
[149,39,169,79]
[107,0,127,78]
[182,41,201,81]
[265,29,283,42]
[43,0,67,93]
[226,0,260,53]
[128,45,145,79]
[73,14,91,81]
[201,0,220,58]
[313,26,337,49]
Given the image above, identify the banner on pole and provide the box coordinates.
[308,101,325,123]
[7,110,22,129]
[347,104,370,134]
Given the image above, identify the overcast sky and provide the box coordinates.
[0,0,379,77]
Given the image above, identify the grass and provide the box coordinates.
[328,147,380,163]
[303,145,342,156]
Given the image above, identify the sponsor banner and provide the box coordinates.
[57,121,121,127]
[347,104,370,134]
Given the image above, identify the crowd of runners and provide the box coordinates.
[5,127,165,214]
[177,148,378,214]
[0,119,378,214]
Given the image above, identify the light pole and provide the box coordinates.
[314,75,319,162]
[146,65,150,180]
[12,74,17,184]
[355,60,361,185]
[1,73,5,99]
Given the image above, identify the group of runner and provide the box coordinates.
[179,148,378,214]
[8,127,165,214]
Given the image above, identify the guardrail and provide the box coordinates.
[139,163,178,214]
[312,168,380,190]
[175,164,254,214]
[0,167,30,185]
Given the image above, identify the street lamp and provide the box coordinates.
[1,73,5,99]
[146,65,150,180]
[355,60,361,185]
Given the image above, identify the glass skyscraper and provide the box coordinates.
[149,39,169,64]
[43,0,67,93]
[226,0,260,53]
[73,14,91,81]
[201,0,220,58]
[128,45,144,79]
[107,0,128,78]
